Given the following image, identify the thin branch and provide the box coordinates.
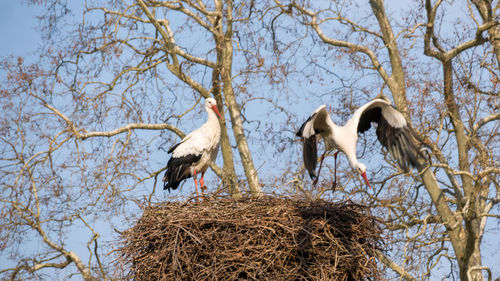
[472,113,500,134]
[78,123,184,140]
[375,250,418,281]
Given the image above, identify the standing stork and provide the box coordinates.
[296,94,422,189]
[163,98,222,197]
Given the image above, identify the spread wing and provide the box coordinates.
[296,105,333,180]
[354,98,422,171]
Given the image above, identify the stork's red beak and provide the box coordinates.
[361,171,372,189]
[211,105,222,120]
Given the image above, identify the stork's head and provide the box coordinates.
[205,98,222,119]
[355,163,372,189]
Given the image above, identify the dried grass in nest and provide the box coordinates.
[117,196,383,281]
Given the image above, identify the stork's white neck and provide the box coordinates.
[206,107,219,124]
[345,152,359,169]
[204,106,221,139]
[349,158,366,175]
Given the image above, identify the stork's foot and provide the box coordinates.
[200,185,208,199]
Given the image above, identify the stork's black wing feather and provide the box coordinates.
[357,101,422,172]
[163,154,202,191]
[168,142,182,154]
[375,116,422,172]
[357,107,381,133]
[303,136,318,180]
[296,113,315,137]
[297,112,321,180]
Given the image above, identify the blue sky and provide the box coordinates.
[1,1,498,280]
[0,1,41,57]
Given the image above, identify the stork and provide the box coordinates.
[296,94,422,189]
[163,98,222,197]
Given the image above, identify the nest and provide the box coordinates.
[117,196,383,281]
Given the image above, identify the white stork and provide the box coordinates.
[296,94,422,189]
[163,98,222,197]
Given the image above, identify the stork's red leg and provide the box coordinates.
[193,170,199,199]
[313,151,327,186]
[200,171,206,196]
[332,151,339,192]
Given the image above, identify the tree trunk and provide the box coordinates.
[211,31,242,198]
[215,94,242,198]
[458,234,485,281]
[369,0,409,116]
[218,0,262,196]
